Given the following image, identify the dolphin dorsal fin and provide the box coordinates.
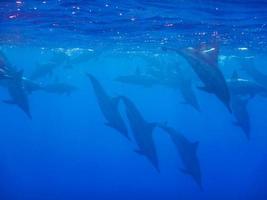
[231,70,239,80]
[197,42,219,67]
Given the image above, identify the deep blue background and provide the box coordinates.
[1,0,267,199]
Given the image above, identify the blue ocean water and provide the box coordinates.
[1,0,267,200]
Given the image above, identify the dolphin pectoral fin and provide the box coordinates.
[2,100,16,105]
[197,86,213,94]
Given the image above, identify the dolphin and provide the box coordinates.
[120,96,159,172]
[158,124,202,189]
[22,78,44,94]
[168,66,200,111]
[241,60,267,89]
[43,82,78,95]
[227,71,267,98]
[3,70,31,119]
[29,61,57,80]
[86,73,129,140]
[163,45,232,112]
[231,94,250,140]
[115,68,159,87]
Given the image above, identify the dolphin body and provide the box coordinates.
[3,70,32,119]
[30,62,57,80]
[120,96,159,172]
[115,68,159,87]
[227,71,267,98]
[23,78,44,94]
[146,64,200,111]
[87,73,129,140]
[231,94,250,140]
[0,51,31,118]
[241,61,267,89]
[158,124,202,189]
[167,66,200,111]
[164,45,232,112]
[43,82,78,95]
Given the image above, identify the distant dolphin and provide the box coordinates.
[145,63,200,111]
[30,61,57,80]
[163,45,232,112]
[3,70,32,119]
[241,60,267,89]
[120,96,159,172]
[227,71,267,98]
[43,82,78,95]
[173,66,200,111]
[23,78,44,94]
[86,73,129,140]
[158,124,202,189]
[115,68,159,87]
[231,94,250,140]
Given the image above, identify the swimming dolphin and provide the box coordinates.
[158,124,202,189]
[120,96,159,172]
[22,78,44,94]
[168,66,200,111]
[163,45,232,112]
[29,61,57,80]
[115,68,159,87]
[241,60,267,89]
[86,73,129,140]
[227,71,267,98]
[3,70,32,119]
[231,94,250,140]
[43,82,78,95]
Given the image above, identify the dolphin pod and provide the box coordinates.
[1,42,267,190]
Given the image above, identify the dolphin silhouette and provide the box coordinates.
[158,124,202,189]
[86,73,129,140]
[163,44,232,113]
[231,94,251,140]
[3,70,32,119]
[120,96,159,172]
[227,70,267,98]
